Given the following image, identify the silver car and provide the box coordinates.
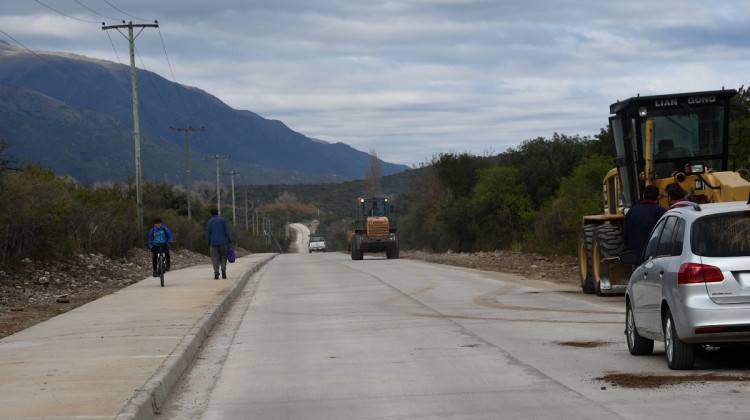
[622,201,750,370]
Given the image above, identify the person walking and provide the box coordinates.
[623,184,666,256]
[206,208,232,279]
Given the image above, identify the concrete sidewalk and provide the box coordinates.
[0,253,276,420]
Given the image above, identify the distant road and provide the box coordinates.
[288,223,310,253]
[162,252,750,419]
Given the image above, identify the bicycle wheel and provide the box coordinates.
[159,254,165,287]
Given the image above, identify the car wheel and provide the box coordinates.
[663,309,695,370]
[626,302,653,355]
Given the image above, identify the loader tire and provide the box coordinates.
[578,225,596,294]
[386,246,399,259]
[351,236,364,260]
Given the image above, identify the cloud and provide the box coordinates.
[2,0,750,165]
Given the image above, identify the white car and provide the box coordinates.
[622,201,750,369]
[308,236,326,253]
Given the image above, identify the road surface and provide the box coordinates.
[161,251,750,419]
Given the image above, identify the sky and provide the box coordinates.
[2,1,750,167]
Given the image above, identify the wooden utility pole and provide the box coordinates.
[170,126,204,220]
[223,171,241,225]
[102,20,158,229]
[205,154,230,215]
[244,189,249,232]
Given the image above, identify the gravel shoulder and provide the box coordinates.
[0,248,219,338]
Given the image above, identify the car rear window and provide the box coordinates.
[692,213,750,257]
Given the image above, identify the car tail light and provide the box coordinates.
[678,263,724,284]
[695,326,725,334]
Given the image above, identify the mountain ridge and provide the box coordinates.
[0,42,410,184]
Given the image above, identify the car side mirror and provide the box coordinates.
[619,251,639,265]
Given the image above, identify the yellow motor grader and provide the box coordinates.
[579,88,750,295]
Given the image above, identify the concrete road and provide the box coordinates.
[162,252,750,419]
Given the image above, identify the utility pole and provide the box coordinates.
[244,189,249,232]
[223,171,241,225]
[102,20,159,229]
[170,126,204,220]
[205,154,229,215]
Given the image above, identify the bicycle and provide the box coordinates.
[148,242,172,287]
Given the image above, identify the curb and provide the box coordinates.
[115,254,276,420]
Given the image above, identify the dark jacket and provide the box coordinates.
[206,215,232,247]
[623,199,666,255]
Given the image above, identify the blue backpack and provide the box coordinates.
[153,228,167,244]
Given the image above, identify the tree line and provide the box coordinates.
[395,132,614,255]
[394,86,750,256]
[0,138,290,270]
[2,87,749,269]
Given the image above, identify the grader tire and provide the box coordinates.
[592,224,625,296]
[593,224,623,258]
[578,225,597,294]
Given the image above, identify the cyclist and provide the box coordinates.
[148,217,174,277]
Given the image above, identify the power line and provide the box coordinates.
[134,43,180,124]
[103,29,132,82]
[157,27,191,119]
[100,0,150,22]
[72,0,119,20]
[0,28,69,77]
[34,0,101,24]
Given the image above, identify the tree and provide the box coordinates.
[364,149,383,196]
[471,166,533,250]
[0,138,22,173]
[494,133,591,207]
[729,85,750,170]
[433,152,491,199]
[397,162,447,250]
[525,154,612,255]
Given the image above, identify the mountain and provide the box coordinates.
[0,42,409,184]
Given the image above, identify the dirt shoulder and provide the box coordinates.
[401,249,580,286]
[0,248,223,338]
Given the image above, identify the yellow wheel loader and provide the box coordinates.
[347,197,399,260]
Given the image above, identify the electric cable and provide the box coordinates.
[0,28,68,77]
[34,0,101,24]
[100,0,150,22]
[157,27,191,120]
[73,0,119,20]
